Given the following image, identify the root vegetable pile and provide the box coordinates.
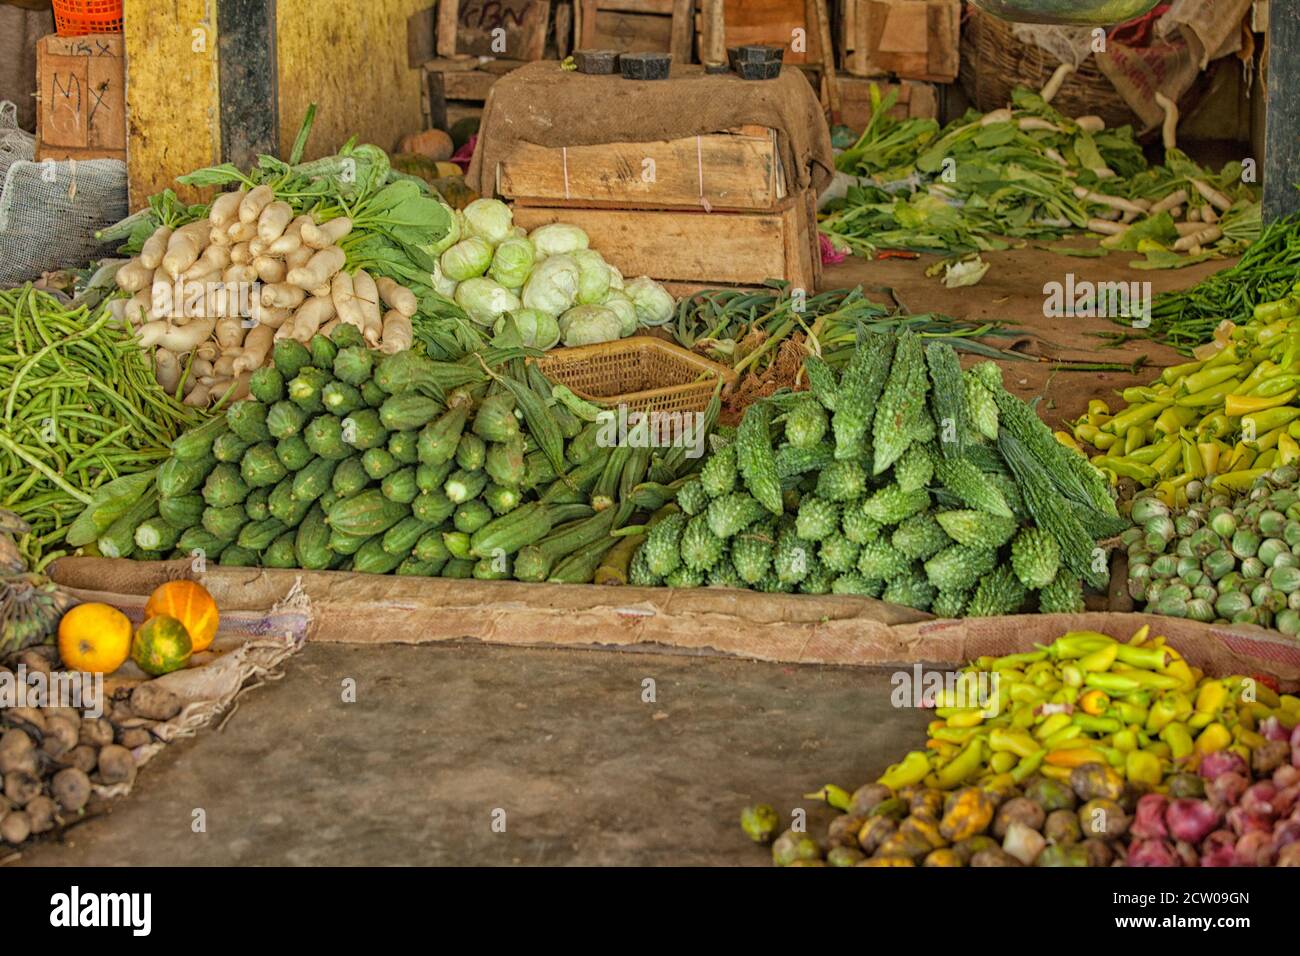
[624,333,1125,614]
[743,628,1300,867]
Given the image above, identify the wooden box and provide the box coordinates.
[511,192,821,292]
[830,77,939,131]
[420,57,526,131]
[840,0,960,83]
[35,34,126,162]
[496,126,786,211]
[577,0,694,59]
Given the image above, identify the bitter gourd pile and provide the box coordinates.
[72,322,706,583]
[629,333,1128,616]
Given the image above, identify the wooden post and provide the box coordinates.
[700,0,725,64]
[217,0,279,167]
[437,0,460,56]
[1265,1,1300,222]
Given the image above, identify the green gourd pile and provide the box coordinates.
[77,322,700,583]
[628,332,1128,616]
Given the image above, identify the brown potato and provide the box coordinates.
[993,797,1045,840]
[25,795,57,834]
[41,715,78,759]
[1044,808,1083,845]
[3,769,41,806]
[78,718,115,748]
[65,745,97,774]
[51,768,91,813]
[0,810,31,845]
[96,745,135,786]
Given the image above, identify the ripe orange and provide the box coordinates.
[57,603,133,674]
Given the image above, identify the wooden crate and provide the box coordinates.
[840,0,960,83]
[495,126,786,211]
[35,34,126,162]
[577,0,695,58]
[511,192,820,290]
[437,0,552,59]
[706,0,826,66]
[830,76,938,130]
[420,57,526,130]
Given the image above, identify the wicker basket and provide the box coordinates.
[535,336,737,416]
[960,4,1140,129]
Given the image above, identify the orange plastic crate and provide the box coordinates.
[52,0,123,36]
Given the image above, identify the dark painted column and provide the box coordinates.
[1265,0,1300,222]
[218,0,279,167]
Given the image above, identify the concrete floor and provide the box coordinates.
[18,643,926,866]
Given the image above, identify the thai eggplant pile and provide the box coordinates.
[1124,468,1300,635]
[71,322,706,583]
[624,333,1126,615]
[743,627,1300,867]
[1068,285,1300,499]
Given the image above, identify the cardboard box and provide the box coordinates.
[840,0,960,83]
[35,33,126,162]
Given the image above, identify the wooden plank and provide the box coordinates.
[407,5,439,67]
[669,0,695,60]
[1265,0,1300,221]
[453,0,550,59]
[441,69,500,99]
[511,198,812,285]
[719,0,822,66]
[583,8,675,51]
[218,0,280,169]
[842,0,959,83]
[497,131,781,209]
[122,0,222,206]
[35,34,126,161]
[437,0,460,56]
[700,0,725,63]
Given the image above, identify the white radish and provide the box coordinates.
[150,272,178,320]
[309,283,333,298]
[183,243,231,280]
[184,383,212,407]
[191,357,214,379]
[376,276,418,317]
[209,188,246,228]
[330,271,364,330]
[1018,117,1061,133]
[140,227,173,270]
[238,184,275,224]
[1189,207,1203,222]
[319,318,341,338]
[1073,187,1147,216]
[154,349,182,394]
[262,283,306,311]
[1149,189,1187,217]
[1201,203,1220,225]
[1041,63,1074,103]
[107,298,128,328]
[1087,218,1127,236]
[250,301,294,329]
[352,269,383,335]
[115,257,153,293]
[257,201,294,243]
[230,242,253,265]
[285,244,312,272]
[227,220,257,243]
[1174,226,1221,251]
[1175,221,1206,236]
[287,246,346,289]
[212,353,238,379]
[301,216,353,249]
[226,372,253,402]
[268,215,311,255]
[1155,92,1179,150]
[253,255,286,284]
[196,340,219,362]
[380,310,413,354]
[224,263,258,285]
[137,318,216,351]
[290,296,336,342]
[1074,115,1105,133]
[208,225,233,247]
[979,109,1013,127]
[1190,178,1233,212]
[215,316,247,352]
[162,230,203,279]
[233,323,274,374]
[1170,206,1184,219]
[248,239,268,258]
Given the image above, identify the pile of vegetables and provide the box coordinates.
[822,85,1259,276]
[0,287,204,568]
[622,332,1124,614]
[72,322,708,583]
[1068,285,1300,500]
[1124,467,1300,634]
[110,183,427,406]
[742,627,1300,867]
[0,510,73,655]
[1144,215,1300,351]
[433,197,677,349]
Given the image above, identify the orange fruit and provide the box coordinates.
[131,615,193,677]
[144,580,219,653]
[57,603,133,674]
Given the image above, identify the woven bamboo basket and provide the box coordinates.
[535,336,737,416]
[960,4,1140,129]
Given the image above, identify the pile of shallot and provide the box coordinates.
[1128,721,1300,866]
[110,184,420,407]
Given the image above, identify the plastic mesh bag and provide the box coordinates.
[0,101,35,181]
[0,151,127,285]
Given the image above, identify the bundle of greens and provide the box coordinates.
[823,86,1259,272]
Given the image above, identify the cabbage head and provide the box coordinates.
[462,198,514,245]
[559,304,622,347]
[521,254,580,316]
[429,260,458,298]
[495,308,561,350]
[441,236,494,281]
[600,291,637,337]
[489,236,536,290]
[624,276,675,327]
[455,277,521,326]
[572,249,612,305]
[529,223,590,258]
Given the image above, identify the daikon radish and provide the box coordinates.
[268,215,311,255]
[114,257,153,293]
[238,184,275,224]
[1019,117,1061,133]
[233,323,274,373]
[1201,203,1220,225]
[979,108,1013,127]
[302,216,353,249]
[227,220,257,243]
[318,317,341,338]
[1149,189,1187,216]
[183,243,231,280]
[209,188,246,228]
[274,322,296,342]
[248,239,268,258]
[215,316,247,352]
[1155,92,1179,150]
[184,383,212,407]
[107,298,128,328]
[196,340,219,362]
[290,296,336,342]
[1175,221,1205,236]
[257,201,294,243]
[150,272,177,320]
[212,353,237,379]
[287,246,346,289]
[1073,187,1147,216]
[1190,178,1233,212]
[1041,64,1074,103]
[352,269,382,334]
[253,255,286,284]
[154,349,182,394]
[137,318,215,351]
[331,271,364,329]
[1175,226,1221,251]
[140,227,173,270]
[285,244,312,272]
[1087,218,1127,236]
[1170,206,1184,219]
[376,276,418,317]
[208,225,233,247]
[380,309,413,354]
[262,282,306,311]
[250,302,293,330]
[162,223,209,279]
[227,371,253,402]
[224,263,258,285]
[1043,147,1069,167]
[229,242,253,265]
[191,357,214,379]
[1074,115,1105,133]
[362,311,383,348]
[1189,207,1203,222]
[309,283,332,298]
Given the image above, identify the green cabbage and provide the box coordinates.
[495,308,561,350]
[624,276,675,327]
[462,198,515,245]
[489,236,536,290]
[429,260,458,298]
[441,236,494,281]
[559,304,622,347]
[600,291,637,337]
[572,249,612,305]
[521,254,580,316]
[455,277,522,326]
[529,223,590,258]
